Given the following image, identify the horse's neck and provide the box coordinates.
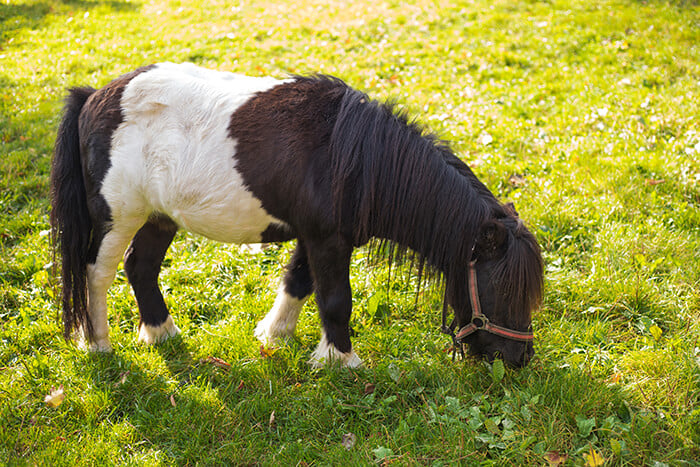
[364,152,494,272]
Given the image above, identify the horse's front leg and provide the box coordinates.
[305,235,362,368]
[255,240,313,343]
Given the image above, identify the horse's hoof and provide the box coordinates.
[254,319,293,344]
[89,339,113,352]
[309,336,363,368]
[76,338,112,352]
[138,315,180,344]
[74,328,112,352]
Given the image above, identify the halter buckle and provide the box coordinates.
[471,315,488,329]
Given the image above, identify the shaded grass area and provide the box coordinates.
[1,0,699,464]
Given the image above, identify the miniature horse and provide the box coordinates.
[50,62,543,368]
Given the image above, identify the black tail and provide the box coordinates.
[50,87,96,340]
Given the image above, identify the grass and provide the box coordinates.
[1,0,699,464]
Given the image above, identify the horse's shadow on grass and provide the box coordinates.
[79,339,254,461]
[80,336,207,422]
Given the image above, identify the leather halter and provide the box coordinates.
[441,260,533,359]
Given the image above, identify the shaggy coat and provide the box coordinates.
[51,63,543,367]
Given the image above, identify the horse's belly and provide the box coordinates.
[166,186,282,244]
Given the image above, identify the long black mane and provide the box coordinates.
[325,79,542,322]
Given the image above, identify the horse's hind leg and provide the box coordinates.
[85,223,144,351]
[123,216,180,344]
[255,240,313,343]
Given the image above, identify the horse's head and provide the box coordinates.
[448,206,543,368]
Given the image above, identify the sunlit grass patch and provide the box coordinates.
[1,0,699,464]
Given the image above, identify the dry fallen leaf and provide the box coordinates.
[364,383,375,395]
[269,411,276,428]
[583,447,605,467]
[169,394,176,407]
[341,432,357,450]
[114,371,129,387]
[509,174,527,187]
[259,345,277,358]
[204,356,231,369]
[646,179,665,186]
[44,385,65,408]
[545,451,568,466]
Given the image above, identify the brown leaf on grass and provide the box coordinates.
[269,411,276,428]
[364,383,375,395]
[169,394,176,407]
[236,380,245,391]
[608,372,622,384]
[44,385,65,408]
[204,356,231,369]
[509,174,527,187]
[114,371,129,387]
[545,451,568,466]
[645,178,665,186]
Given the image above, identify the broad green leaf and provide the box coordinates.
[372,446,394,461]
[576,415,596,438]
[492,359,505,383]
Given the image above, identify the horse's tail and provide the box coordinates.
[50,87,96,340]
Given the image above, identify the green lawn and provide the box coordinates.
[1,0,699,464]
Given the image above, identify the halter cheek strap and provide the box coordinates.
[441,260,533,360]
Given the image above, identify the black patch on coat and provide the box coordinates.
[230,75,543,332]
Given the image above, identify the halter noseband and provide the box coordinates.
[441,260,534,360]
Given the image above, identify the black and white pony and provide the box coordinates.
[50,62,543,368]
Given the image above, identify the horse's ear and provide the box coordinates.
[475,219,507,259]
[504,202,519,217]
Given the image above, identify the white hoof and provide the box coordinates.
[309,335,363,368]
[138,315,181,344]
[89,338,113,352]
[74,327,112,352]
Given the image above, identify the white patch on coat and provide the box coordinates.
[254,287,309,343]
[309,333,363,368]
[102,62,291,244]
[138,315,181,344]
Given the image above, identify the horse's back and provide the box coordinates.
[82,62,290,243]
